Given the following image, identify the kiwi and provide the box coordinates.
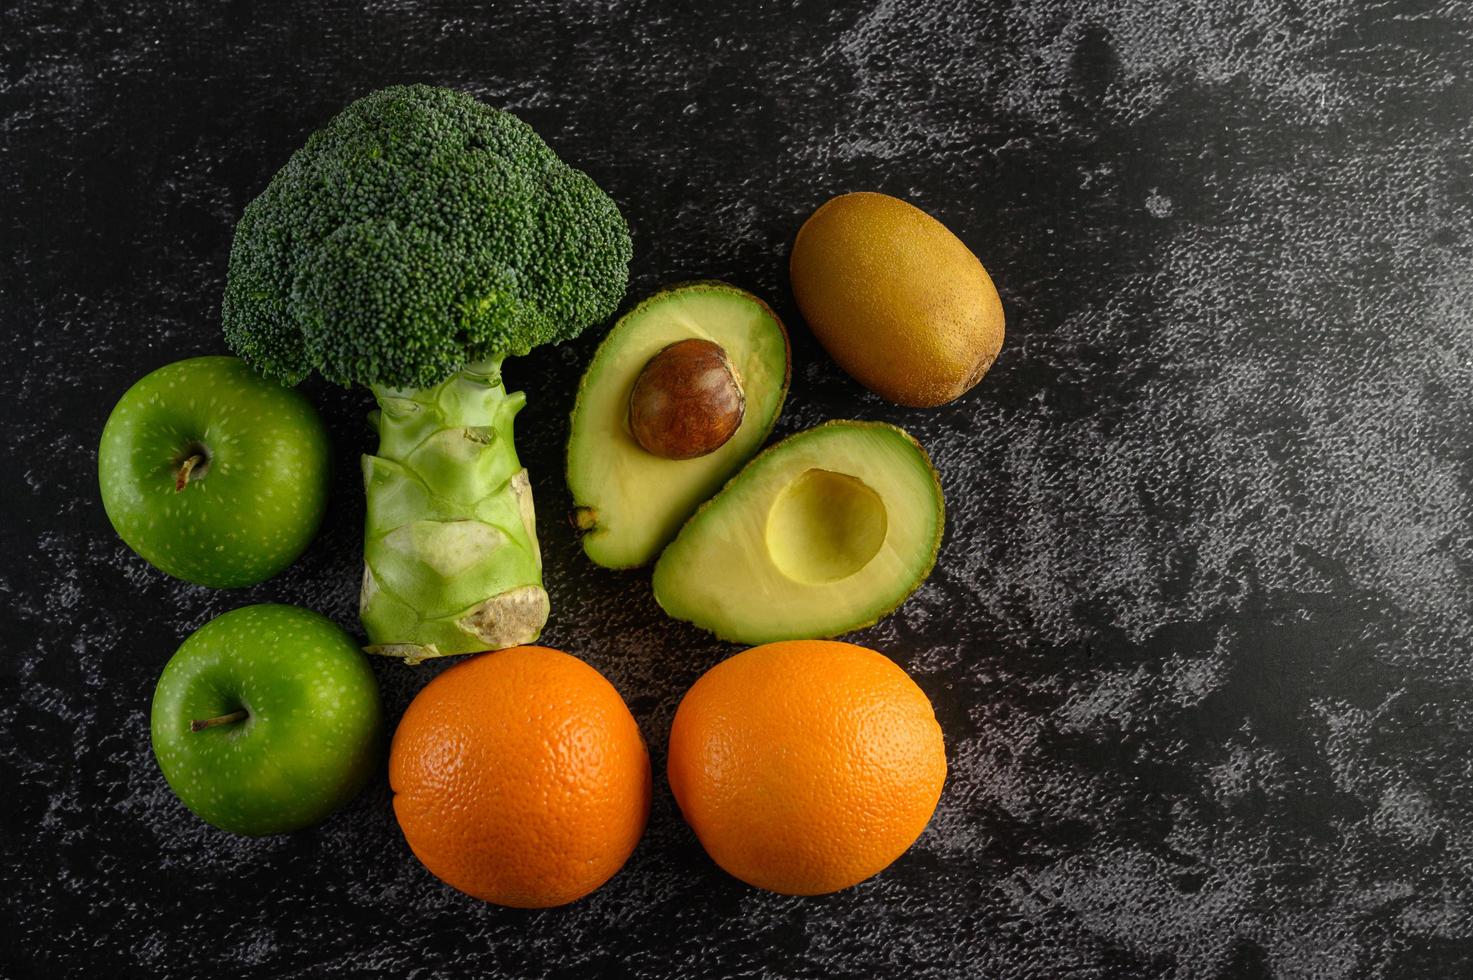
[790,192,1004,408]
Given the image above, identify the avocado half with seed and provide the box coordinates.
[567,282,791,568]
[652,420,944,644]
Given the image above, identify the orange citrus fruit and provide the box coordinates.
[389,645,651,908]
[667,640,946,895]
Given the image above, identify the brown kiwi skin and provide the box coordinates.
[790,192,1004,408]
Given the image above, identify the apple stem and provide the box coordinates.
[175,453,205,492]
[190,709,248,733]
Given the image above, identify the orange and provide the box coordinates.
[389,645,651,908]
[667,640,946,895]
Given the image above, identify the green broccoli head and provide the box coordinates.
[222,84,632,389]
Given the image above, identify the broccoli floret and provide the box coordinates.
[222,84,631,390]
[219,85,633,661]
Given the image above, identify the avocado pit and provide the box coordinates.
[629,338,745,460]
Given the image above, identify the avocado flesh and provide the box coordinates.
[652,421,943,643]
[568,282,790,568]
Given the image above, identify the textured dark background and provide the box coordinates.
[4,1,1472,977]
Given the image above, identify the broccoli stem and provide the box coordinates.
[359,358,548,663]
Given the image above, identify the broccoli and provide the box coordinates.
[223,85,632,662]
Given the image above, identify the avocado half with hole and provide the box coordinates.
[567,282,791,568]
[652,421,944,643]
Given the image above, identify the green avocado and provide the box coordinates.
[567,282,790,568]
[652,421,944,644]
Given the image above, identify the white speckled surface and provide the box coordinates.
[3,1,1471,976]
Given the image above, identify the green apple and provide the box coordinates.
[99,355,330,588]
[150,604,383,836]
